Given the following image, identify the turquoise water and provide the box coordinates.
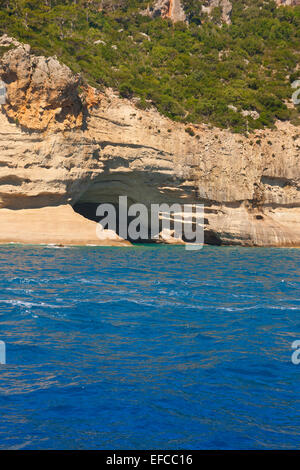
[0,245,299,450]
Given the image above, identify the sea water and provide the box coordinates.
[0,245,299,450]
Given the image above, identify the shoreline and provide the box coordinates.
[0,204,299,249]
[0,242,299,249]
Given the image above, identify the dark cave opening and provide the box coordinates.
[73,202,157,243]
[73,201,222,246]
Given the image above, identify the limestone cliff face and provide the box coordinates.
[0,40,299,246]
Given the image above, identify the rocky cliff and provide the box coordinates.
[0,38,299,247]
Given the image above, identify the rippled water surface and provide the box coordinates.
[0,245,299,449]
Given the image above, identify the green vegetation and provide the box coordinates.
[0,0,299,133]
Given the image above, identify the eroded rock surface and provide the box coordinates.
[0,40,299,247]
[0,43,85,132]
[143,0,186,22]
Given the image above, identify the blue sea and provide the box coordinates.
[0,245,299,450]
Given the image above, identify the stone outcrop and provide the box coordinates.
[0,39,299,247]
[0,42,84,132]
[143,0,232,25]
[143,0,186,22]
[144,0,300,26]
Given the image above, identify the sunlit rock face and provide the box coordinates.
[142,0,186,22]
[0,42,85,132]
[0,38,299,247]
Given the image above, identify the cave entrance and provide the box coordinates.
[72,171,218,245]
[73,199,209,245]
[72,171,168,243]
[73,201,156,243]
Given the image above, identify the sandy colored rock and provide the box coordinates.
[142,0,186,22]
[0,205,130,246]
[0,43,84,131]
[158,228,185,245]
